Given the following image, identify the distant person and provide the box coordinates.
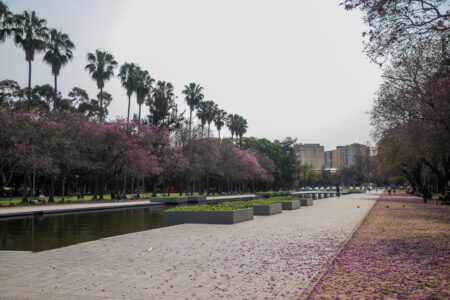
[422,185,429,203]
[336,186,340,197]
[393,187,396,194]
[38,192,45,205]
[387,186,392,195]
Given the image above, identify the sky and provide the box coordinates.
[0,0,382,151]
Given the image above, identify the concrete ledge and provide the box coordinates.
[149,197,190,204]
[255,193,273,198]
[253,203,282,215]
[187,196,207,202]
[163,207,254,224]
[300,198,313,206]
[280,200,301,210]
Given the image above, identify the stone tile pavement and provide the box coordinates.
[0,193,377,299]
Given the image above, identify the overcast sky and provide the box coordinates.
[0,0,382,150]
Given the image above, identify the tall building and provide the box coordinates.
[325,149,340,168]
[336,143,369,167]
[294,143,325,169]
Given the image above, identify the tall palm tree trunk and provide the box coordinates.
[189,109,193,139]
[28,60,32,112]
[99,87,103,122]
[127,95,131,122]
[138,104,142,122]
[218,129,221,139]
[207,123,210,138]
[54,74,58,111]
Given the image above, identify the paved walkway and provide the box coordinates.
[0,193,378,299]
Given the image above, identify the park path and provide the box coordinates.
[0,193,377,299]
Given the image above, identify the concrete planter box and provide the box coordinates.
[300,198,313,206]
[163,207,254,225]
[253,203,282,215]
[280,200,301,210]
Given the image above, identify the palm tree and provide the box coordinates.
[13,10,48,109]
[235,115,248,146]
[214,108,227,139]
[196,101,208,138]
[202,100,217,138]
[182,83,204,138]
[85,49,118,122]
[43,28,75,110]
[226,114,237,143]
[135,68,154,122]
[0,1,13,42]
[118,62,138,122]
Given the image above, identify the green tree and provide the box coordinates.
[202,100,217,138]
[196,101,208,138]
[146,81,184,131]
[0,80,23,108]
[182,83,204,138]
[0,0,13,42]
[32,84,55,107]
[277,137,299,189]
[68,87,89,107]
[226,113,237,142]
[43,28,75,110]
[13,10,48,109]
[135,68,154,122]
[118,62,138,122]
[85,50,118,122]
[235,115,248,146]
[213,108,227,139]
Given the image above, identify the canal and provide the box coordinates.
[0,204,170,252]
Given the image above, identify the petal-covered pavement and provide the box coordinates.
[0,193,376,299]
[308,194,450,299]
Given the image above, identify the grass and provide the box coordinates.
[167,196,306,212]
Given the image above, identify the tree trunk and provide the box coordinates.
[61,176,65,197]
[189,109,192,139]
[127,94,131,122]
[22,171,29,202]
[49,176,55,202]
[99,176,104,200]
[123,172,126,194]
[28,60,32,112]
[54,74,58,111]
[138,103,142,122]
[99,88,104,122]
[93,179,98,200]
[218,129,221,140]
[207,123,210,138]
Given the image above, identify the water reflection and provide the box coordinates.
[0,205,169,252]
